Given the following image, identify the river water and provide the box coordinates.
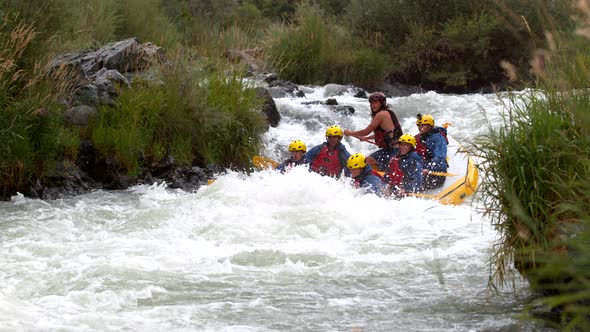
[1,85,542,331]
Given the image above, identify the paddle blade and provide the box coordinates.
[429,171,458,177]
[252,156,279,169]
[407,192,439,199]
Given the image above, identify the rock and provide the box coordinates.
[50,38,166,77]
[333,106,355,115]
[224,48,262,73]
[323,83,349,97]
[354,90,368,98]
[267,79,305,98]
[94,79,118,105]
[72,84,99,106]
[325,98,338,105]
[64,105,97,126]
[254,87,280,127]
[91,68,130,87]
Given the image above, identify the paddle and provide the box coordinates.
[208,156,278,185]
[252,155,279,169]
[407,192,439,199]
[428,171,458,177]
[352,136,378,146]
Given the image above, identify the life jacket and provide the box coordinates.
[355,169,384,187]
[385,155,404,188]
[372,108,402,148]
[415,126,448,162]
[310,145,343,177]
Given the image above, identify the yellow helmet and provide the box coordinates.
[325,125,343,137]
[347,153,367,169]
[398,134,416,148]
[416,113,435,126]
[288,140,307,152]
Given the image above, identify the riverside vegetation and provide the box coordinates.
[475,2,590,329]
[1,0,589,328]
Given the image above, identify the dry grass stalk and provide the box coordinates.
[529,48,550,80]
[499,60,518,81]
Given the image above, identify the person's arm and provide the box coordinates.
[276,161,286,173]
[338,144,352,177]
[367,176,384,196]
[303,144,322,164]
[405,156,424,193]
[426,134,448,172]
[343,112,387,137]
[391,111,403,140]
[276,158,293,173]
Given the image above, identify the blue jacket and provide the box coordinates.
[276,158,307,173]
[418,129,447,173]
[386,151,423,193]
[399,151,423,193]
[304,142,351,177]
[354,165,384,196]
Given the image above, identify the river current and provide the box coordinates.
[1,85,542,331]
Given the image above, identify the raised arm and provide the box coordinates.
[344,112,388,137]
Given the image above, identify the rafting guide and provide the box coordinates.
[343,92,403,171]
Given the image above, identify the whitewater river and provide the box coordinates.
[1,85,544,331]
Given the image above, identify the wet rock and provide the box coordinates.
[254,87,280,127]
[354,90,368,98]
[333,106,355,115]
[267,79,305,98]
[325,98,338,105]
[323,83,349,97]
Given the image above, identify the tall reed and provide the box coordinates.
[475,2,590,328]
[0,15,64,197]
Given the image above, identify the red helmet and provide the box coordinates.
[368,92,386,104]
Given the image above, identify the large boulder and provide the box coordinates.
[50,38,166,77]
[254,87,281,127]
[49,38,164,107]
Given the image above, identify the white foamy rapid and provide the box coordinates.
[0,86,537,331]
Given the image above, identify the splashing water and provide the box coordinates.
[0,87,541,331]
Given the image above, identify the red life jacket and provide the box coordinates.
[310,145,343,177]
[385,156,404,187]
[373,109,402,148]
[415,127,449,161]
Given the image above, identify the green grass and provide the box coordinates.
[263,3,388,86]
[89,54,266,177]
[0,15,65,196]
[475,14,590,326]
